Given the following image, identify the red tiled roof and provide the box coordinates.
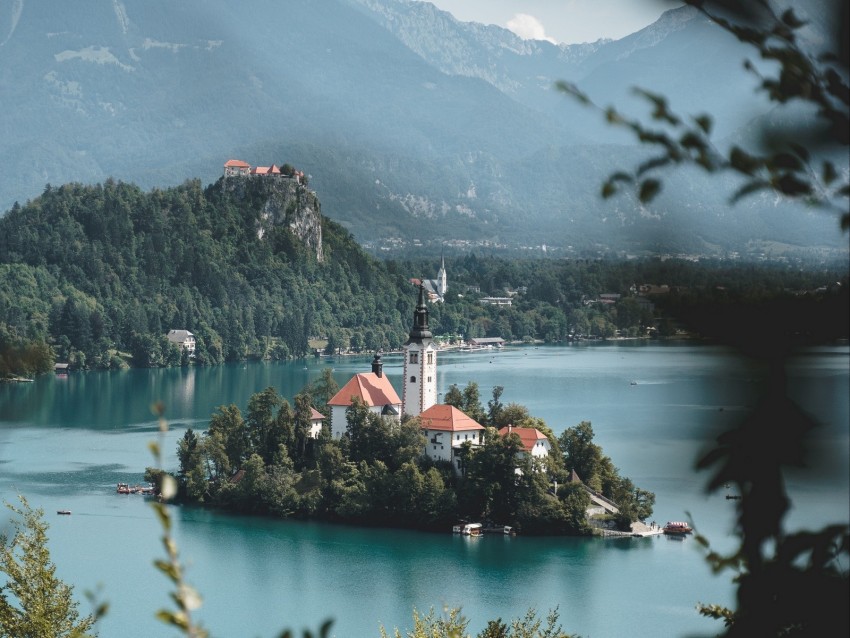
[419,404,484,432]
[498,426,547,452]
[310,407,325,421]
[250,165,281,175]
[328,373,401,408]
[224,159,250,168]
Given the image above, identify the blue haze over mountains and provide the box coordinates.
[0,0,844,255]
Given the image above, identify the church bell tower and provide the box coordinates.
[437,251,447,299]
[402,284,438,417]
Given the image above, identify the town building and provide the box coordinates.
[468,337,505,348]
[327,353,401,438]
[480,296,512,306]
[223,159,305,183]
[309,408,326,439]
[419,403,485,473]
[498,425,551,462]
[166,330,196,356]
[410,252,447,303]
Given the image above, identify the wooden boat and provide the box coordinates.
[57,510,72,515]
[663,521,693,535]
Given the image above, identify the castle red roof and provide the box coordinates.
[224,159,250,168]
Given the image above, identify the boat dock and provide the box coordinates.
[596,520,666,539]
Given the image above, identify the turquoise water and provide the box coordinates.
[1,342,848,637]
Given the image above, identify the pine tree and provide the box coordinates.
[0,496,98,637]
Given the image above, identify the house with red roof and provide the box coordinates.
[419,403,485,472]
[327,354,401,438]
[250,164,281,176]
[498,425,551,469]
[223,159,251,176]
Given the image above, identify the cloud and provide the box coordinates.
[505,13,557,44]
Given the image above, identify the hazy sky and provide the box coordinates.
[422,0,679,44]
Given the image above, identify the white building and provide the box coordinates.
[402,284,438,417]
[498,425,551,470]
[166,330,196,355]
[419,403,485,473]
[309,408,326,439]
[327,354,401,438]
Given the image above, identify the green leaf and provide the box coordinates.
[153,559,179,582]
[151,502,171,532]
[729,147,761,176]
[638,179,661,203]
[609,171,633,183]
[155,609,189,629]
[679,131,705,150]
[780,9,807,29]
[554,81,589,105]
[768,152,803,171]
[773,172,812,196]
[605,107,623,125]
[693,114,713,135]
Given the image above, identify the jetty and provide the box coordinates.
[596,520,665,538]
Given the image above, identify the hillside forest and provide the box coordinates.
[0,178,847,379]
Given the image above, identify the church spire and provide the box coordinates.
[407,283,432,343]
[437,249,447,298]
[402,283,437,417]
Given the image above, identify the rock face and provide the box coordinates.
[222,175,324,263]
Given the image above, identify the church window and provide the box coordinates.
[411,376,416,383]
[427,376,432,383]
[427,352,433,364]
[410,353,419,364]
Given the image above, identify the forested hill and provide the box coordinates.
[0,177,411,371]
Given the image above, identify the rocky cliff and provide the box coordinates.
[221,175,324,263]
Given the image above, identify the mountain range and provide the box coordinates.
[0,0,845,256]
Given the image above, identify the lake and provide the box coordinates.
[1,342,848,637]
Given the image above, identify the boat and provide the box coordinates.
[57,510,72,515]
[117,482,155,495]
[453,523,483,536]
[482,524,516,536]
[662,521,693,535]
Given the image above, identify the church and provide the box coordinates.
[328,283,439,434]
[410,253,447,303]
[328,285,547,475]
